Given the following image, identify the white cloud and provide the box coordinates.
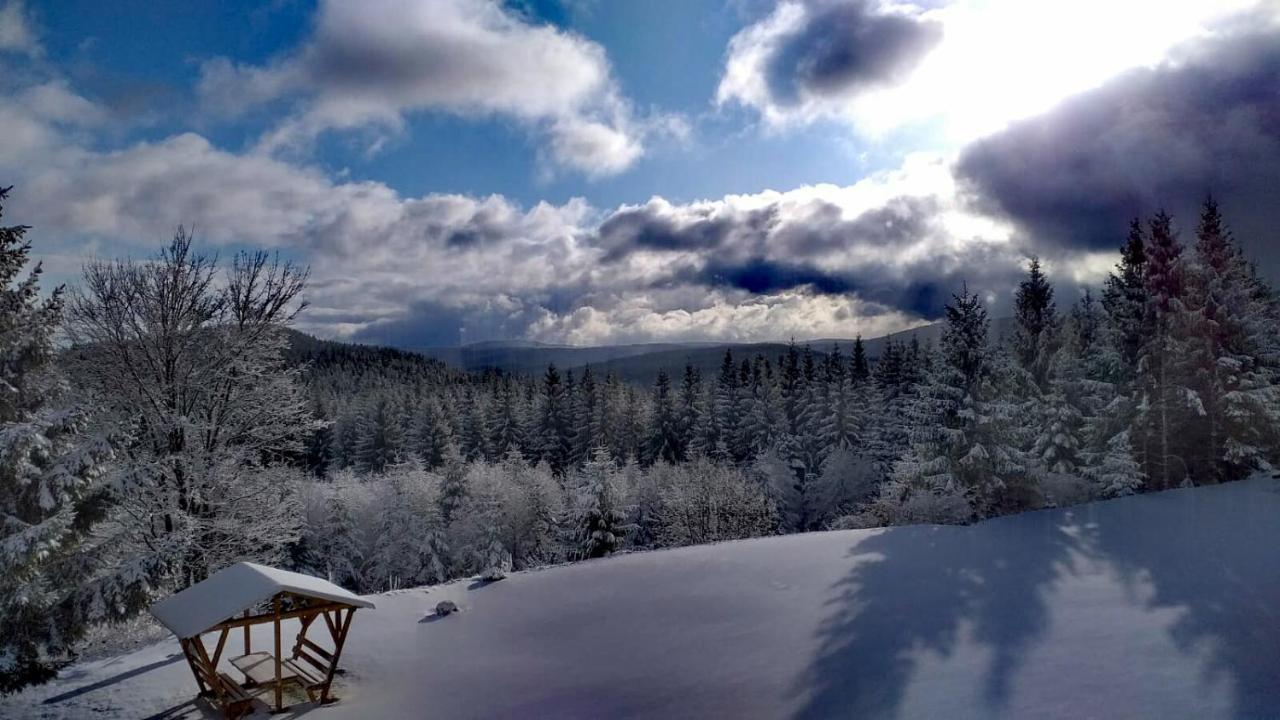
[0,0,40,56]
[0,58,1111,348]
[198,0,660,176]
[524,290,927,345]
[719,0,1265,143]
[9,110,1031,345]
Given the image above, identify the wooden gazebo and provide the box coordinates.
[149,562,375,718]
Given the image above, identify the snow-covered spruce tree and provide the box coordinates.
[713,349,740,461]
[414,397,453,469]
[65,230,313,593]
[489,378,525,461]
[646,370,682,464]
[676,364,705,457]
[1013,257,1061,389]
[1101,220,1151,385]
[1010,258,1090,500]
[1087,224,1156,494]
[457,388,489,462]
[568,448,630,559]
[876,287,1028,522]
[1086,428,1144,498]
[742,356,784,459]
[820,344,859,452]
[357,394,408,473]
[436,442,469,525]
[0,187,113,692]
[535,364,572,473]
[1135,212,1200,489]
[850,335,871,383]
[1184,198,1280,480]
[569,367,600,465]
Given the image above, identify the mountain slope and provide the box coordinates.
[6,477,1278,719]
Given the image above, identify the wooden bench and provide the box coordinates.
[216,673,254,719]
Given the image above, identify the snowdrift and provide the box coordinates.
[5,478,1278,719]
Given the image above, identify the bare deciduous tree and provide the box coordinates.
[66,228,315,591]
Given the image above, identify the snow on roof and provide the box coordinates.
[149,562,375,639]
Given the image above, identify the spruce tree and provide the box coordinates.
[713,349,738,459]
[535,364,572,473]
[358,395,407,472]
[569,449,629,559]
[677,364,704,456]
[850,335,870,383]
[882,287,1027,520]
[1185,198,1280,479]
[646,370,682,464]
[1013,257,1060,389]
[414,398,452,469]
[1137,211,1198,489]
[0,187,113,692]
[1101,219,1150,383]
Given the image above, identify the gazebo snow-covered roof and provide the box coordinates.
[150,562,374,639]
[149,562,374,718]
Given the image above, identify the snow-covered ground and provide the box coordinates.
[5,478,1279,719]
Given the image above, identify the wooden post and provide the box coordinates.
[273,595,283,712]
[178,638,208,696]
[320,608,356,704]
[243,608,251,656]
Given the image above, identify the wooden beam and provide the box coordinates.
[273,595,283,713]
[211,627,229,669]
[205,601,354,633]
[243,609,251,656]
[292,613,316,660]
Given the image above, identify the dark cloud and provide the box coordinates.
[956,25,1280,265]
[351,297,558,347]
[352,300,467,347]
[778,194,940,255]
[682,243,1028,319]
[598,193,941,263]
[596,203,777,261]
[697,258,855,295]
[766,0,943,105]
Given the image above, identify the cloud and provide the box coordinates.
[7,97,1040,345]
[719,0,941,126]
[719,0,1260,140]
[198,0,660,176]
[0,0,40,56]
[956,20,1280,263]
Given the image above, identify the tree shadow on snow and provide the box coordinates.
[1080,482,1280,719]
[791,509,1080,720]
[43,653,184,705]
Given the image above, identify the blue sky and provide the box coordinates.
[28,0,895,208]
[2,0,1277,346]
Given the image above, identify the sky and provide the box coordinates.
[1,0,1277,347]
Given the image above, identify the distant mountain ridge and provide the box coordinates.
[388,318,1015,384]
[293,318,1015,385]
